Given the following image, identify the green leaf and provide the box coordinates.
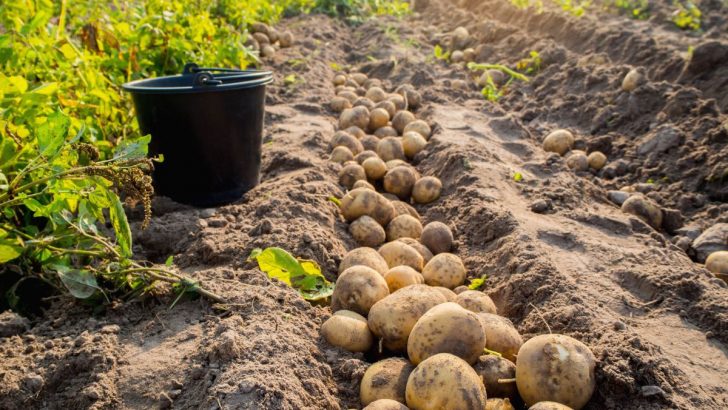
[513,172,523,182]
[250,247,334,301]
[468,274,488,290]
[0,240,22,263]
[0,171,8,191]
[107,190,132,257]
[328,196,341,207]
[50,264,99,299]
[165,255,174,266]
[36,111,70,158]
[113,135,151,160]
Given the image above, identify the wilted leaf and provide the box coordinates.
[250,247,334,301]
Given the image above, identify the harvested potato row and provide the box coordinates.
[247,22,295,59]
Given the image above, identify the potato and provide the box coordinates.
[542,130,574,156]
[529,402,574,410]
[422,253,466,289]
[368,107,391,131]
[345,78,359,88]
[477,313,523,363]
[407,302,486,365]
[377,137,406,162]
[266,28,280,43]
[355,97,376,111]
[402,132,427,159]
[339,247,389,275]
[620,194,663,229]
[337,85,356,95]
[397,238,432,263]
[330,146,354,164]
[384,166,417,200]
[356,150,379,164]
[432,286,457,302]
[706,251,728,279]
[338,90,359,104]
[361,357,414,406]
[333,77,346,90]
[391,201,421,221]
[379,241,424,271]
[478,70,507,87]
[403,120,431,141]
[392,111,416,134]
[279,31,294,48]
[450,50,464,63]
[364,399,409,410]
[340,188,396,226]
[412,176,442,204]
[340,106,370,130]
[339,163,367,189]
[474,355,517,400]
[587,151,607,170]
[331,265,390,315]
[252,32,270,45]
[321,310,373,352]
[622,68,645,92]
[330,96,353,112]
[251,21,270,34]
[395,85,422,109]
[261,45,275,58]
[453,285,469,294]
[354,180,376,190]
[361,135,381,152]
[375,126,399,138]
[352,72,368,86]
[351,215,386,247]
[452,26,470,50]
[405,353,487,410]
[487,398,516,410]
[366,87,388,103]
[385,159,410,170]
[420,221,454,254]
[345,126,366,139]
[363,157,388,180]
[364,78,383,89]
[565,150,588,172]
[384,266,425,293]
[331,131,364,155]
[463,48,476,63]
[357,86,368,96]
[516,334,596,409]
[368,284,447,350]
[456,290,497,314]
[375,100,397,118]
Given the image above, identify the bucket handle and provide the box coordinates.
[183,63,249,75]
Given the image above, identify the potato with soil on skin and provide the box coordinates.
[420,221,454,254]
[338,90,359,104]
[405,353,487,410]
[361,135,381,152]
[622,67,645,92]
[516,334,596,409]
[386,215,423,242]
[375,100,397,118]
[706,251,728,282]
[320,310,373,352]
[389,93,407,111]
[252,32,270,46]
[377,137,406,162]
[487,398,516,410]
[351,72,368,86]
[391,200,421,221]
[339,163,367,189]
[412,176,442,204]
[403,120,431,140]
[356,150,379,164]
[345,126,366,139]
[369,108,391,131]
[463,48,476,62]
[261,45,275,58]
[364,78,383,89]
[395,85,422,110]
[366,87,388,103]
[529,402,574,410]
[331,265,389,315]
[330,146,354,164]
[453,285,468,294]
[368,284,448,350]
[354,180,376,190]
[355,97,376,111]
[402,132,427,159]
[279,31,294,47]
[251,22,270,35]
[364,399,409,410]
[386,159,412,171]
[384,266,425,293]
[565,150,588,172]
[451,26,470,50]
[422,252,466,289]
[474,355,518,400]
[620,194,663,229]
[330,96,352,112]
[375,126,399,138]
[456,290,497,314]
[339,247,389,276]
[340,106,370,130]
[360,357,415,406]
[542,129,574,156]
[477,313,524,363]
[351,215,386,247]
[340,188,396,226]
[397,237,432,263]
[384,166,418,200]
[451,50,464,63]
[587,151,607,170]
[363,156,388,180]
[331,131,364,155]
[432,286,457,302]
[379,241,424,271]
[392,111,416,135]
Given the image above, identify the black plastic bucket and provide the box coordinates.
[122,63,273,207]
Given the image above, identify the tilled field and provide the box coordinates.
[1,1,727,409]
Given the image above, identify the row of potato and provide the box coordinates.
[320,71,597,410]
[245,22,295,58]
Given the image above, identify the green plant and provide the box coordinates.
[249,247,334,301]
[672,1,701,31]
[433,44,451,62]
[509,0,545,12]
[553,0,591,16]
[468,275,488,290]
[608,0,650,19]
[516,51,542,75]
[312,0,410,24]
[467,62,530,102]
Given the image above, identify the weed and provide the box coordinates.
[672,0,702,31]
[467,61,530,102]
[516,51,542,75]
[433,44,451,62]
[553,0,592,16]
[608,0,650,19]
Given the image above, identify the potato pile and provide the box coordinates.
[434,26,475,64]
[542,129,608,172]
[245,22,295,59]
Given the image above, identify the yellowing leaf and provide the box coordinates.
[59,43,77,60]
[250,247,334,301]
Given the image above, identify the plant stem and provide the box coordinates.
[466,62,530,82]
[115,267,226,303]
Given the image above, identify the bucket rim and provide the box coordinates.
[122,72,273,94]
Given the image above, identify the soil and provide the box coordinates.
[1,1,728,409]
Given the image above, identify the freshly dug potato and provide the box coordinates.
[339,163,367,189]
[279,31,294,47]
[266,28,280,43]
[405,353,487,410]
[450,50,464,63]
[355,97,376,111]
[354,180,376,190]
[344,78,359,88]
[392,111,416,134]
[516,334,596,409]
[351,72,368,86]
[330,146,354,164]
[420,222,454,254]
[379,241,424,271]
[375,126,399,138]
[337,85,356,95]
[391,201,421,221]
[386,159,411,171]
[456,290,497,314]
[542,130,574,156]
[403,120,431,140]
[402,132,427,159]
[338,90,359,104]
[565,150,588,172]
[351,215,387,247]
[388,93,406,111]
[333,74,347,86]
[477,313,523,363]
[453,285,469,294]
[422,253,466,289]
[330,96,353,112]
[407,302,485,364]
[463,47,476,62]
[253,32,270,45]
[621,194,663,229]
[366,87,388,103]
[386,215,423,241]
[452,26,470,50]
[261,45,275,58]
[339,247,389,275]
[340,188,396,226]
[331,131,364,155]
[356,150,379,164]
[706,251,728,279]
[474,355,517,400]
[321,310,373,352]
[364,399,409,410]
[331,265,390,315]
[340,106,370,130]
[361,135,381,152]
[361,358,414,405]
[364,78,383,89]
[251,22,270,34]
[487,398,516,410]
[529,402,574,410]
[377,137,406,162]
[395,85,422,110]
[345,126,366,139]
[398,237,432,263]
[587,151,607,170]
[368,284,448,350]
[375,100,397,118]
[384,266,425,293]
[622,68,645,92]
[432,286,457,302]
[369,108,391,131]
[363,156,388,180]
[411,176,442,204]
[384,166,418,200]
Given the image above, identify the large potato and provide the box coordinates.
[395,84,422,109]
[706,251,728,281]
[351,215,386,247]
[405,353,487,410]
[379,241,424,271]
[355,97,376,111]
[331,266,389,315]
[351,72,368,85]
[411,176,442,204]
[338,90,359,104]
[340,106,370,130]
[456,290,497,314]
[369,107,391,131]
[339,247,389,275]
[364,399,409,410]
[621,195,662,229]
[474,355,517,400]
[388,94,406,111]
[361,358,414,405]
[403,120,431,140]
[330,146,354,164]
[368,285,447,351]
[392,111,416,134]
[477,313,523,363]
[340,188,396,226]
[354,180,376,190]
[384,266,425,293]
[321,310,373,352]
[397,238,432,263]
[407,302,486,365]
[422,253,466,289]
[331,131,364,155]
[542,130,574,156]
[384,166,417,200]
[386,215,423,241]
[330,96,352,112]
[402,132,427,159]
[366,86,388,103]
[377,137,406,162]
[339,163,367,189]
[516,334,596,409]
[363,156,388,180]
[420,222,453,254]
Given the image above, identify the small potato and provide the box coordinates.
[366,87,388,103]
[361,135,381,151]
[706,251,728,279]
[261,45,275,58]
[622,68,645,92]
[331,265,390,315]
[375,100,397,118]
[392,111,416,135]
[351,72,368,86]
[463,48,476,62]
[339,163,367,189]
[452,26,470,50]
[364,399,409,410]
[333,74,347,86]
[391,201,421,222]
[487,398,516,410]
[339,247,389,275]
[330,146,354,164]
[402,132,427,159]
[356,86,368,96]
[405,353,487,410]
[403,120,431,140]
[279,31,294,48]
[477,313,523,363]
[474,355,517,400]
[565,150,588,172]
[351,215,386,247]
[432,286,457,302]
[354,97,376,111]
[253,32,270,45]
[621,194,663,229]
[340,188,396,226]
[379,241,424,271]
[587,151,607,170]
[356,150,379,164]
[384,166,418,200]
[456,290,497,314]
[375,126,399,138]
[338,90,359,104]
[363,157,388,180]
[330,96,352,112]
[542,130,574,156]
[411,176,442,204]
[422,253,466,289]
[384,266,425,293]
[340,106,370,130]
[360,358,414,406]
[450,50,464,63]
[377,137,406,162]
[529,402,574,410]
[368,284,448,350]
[516,334,596,409]
[364,78,383,89]
[345,126,366,139]
[337,86,357,95]
[420,221,454,254]
[388,94,406,111]
[331,131,364,155]
[321,310,373,352]
[354,180,376,190]
[397,238,432,263]
[386,215,423,242]
[369,108,391,131]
